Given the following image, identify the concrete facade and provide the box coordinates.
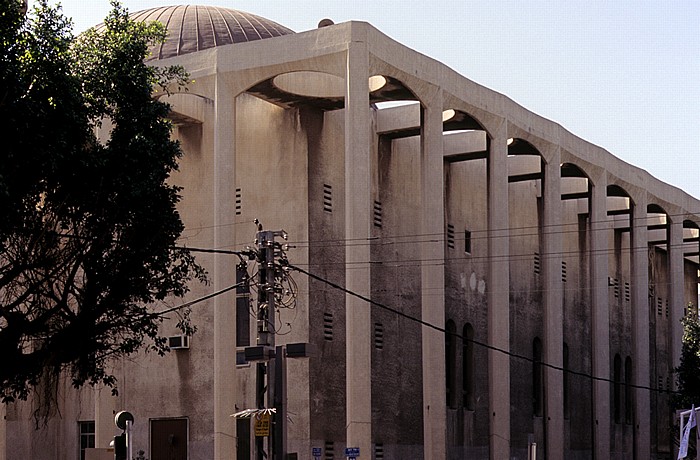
[2,5,699,460]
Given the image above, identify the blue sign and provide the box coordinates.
[312,447,322,456]
[345,447,360,458]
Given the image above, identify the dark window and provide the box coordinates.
[563,343,570,419]
[79,421,95,460]
[625,356,633,424]
[463,323,475,410]
[464,230,472,254]
[236,263,250,347]
[533,337,543,417]
[613,354,622,423]
[445,319,457,408]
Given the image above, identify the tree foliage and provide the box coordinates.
[675,313,700,409]
[0,0,204,413]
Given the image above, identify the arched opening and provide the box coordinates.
[463,323,475,411]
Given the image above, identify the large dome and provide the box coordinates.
[128,5,295,60]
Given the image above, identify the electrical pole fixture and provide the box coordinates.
[234,220,313,460]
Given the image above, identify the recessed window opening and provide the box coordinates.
[445,319,457,408]
[464,230,472,254]
[533,337,543,417]
[463,323,475,411]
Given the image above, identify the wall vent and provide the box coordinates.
[323,312,333,341]
[324,441,334,460]
[447,224,455,249]
[657,297,663,316]
[374,322,384,350]
[168,335,190,350]
[665,299,669,318]
[374,443,384,460]
[624,282,630,302]
[534,253,541,275]
[323,184,333,213]
[373,200,383,228]
[235,188,242,215]
[561,261,567,283]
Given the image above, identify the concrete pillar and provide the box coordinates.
[94,386,117,448]
[541,152,563,459]
[630,194,650,459]
[344,42,372,457]
[668,218,684,383]
[0,403,5,460]
[487,123,510,460]
[213,74,237,460]
[589,173,611,458]
[419,92,446,460]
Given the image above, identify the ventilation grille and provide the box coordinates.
[624,282,630,303]
[665,299,669,318]
[534,253,541,275]
[447,224,455,249]
[374,443,384,460]
[323,184,333,213]
[609,277,620,298]
[323,312,333,341]
[235,188,242,215]
[561,261,567,283]
[324,441,334,460]
[374,322,384,350]
[373,201,382,228]
[657,297,663,316]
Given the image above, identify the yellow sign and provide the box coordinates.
[254,413,271,437]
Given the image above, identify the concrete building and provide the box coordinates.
[1,5,698,459]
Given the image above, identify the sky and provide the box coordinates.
[31,0,700,200]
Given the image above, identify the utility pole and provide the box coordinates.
[239,221,313,460]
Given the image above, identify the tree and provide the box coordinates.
[0,0,205,416]
[673,312,700,456]
[675,313,700,406]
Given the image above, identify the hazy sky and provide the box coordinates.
[33,0,700,200]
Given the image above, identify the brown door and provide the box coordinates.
[150,418,188,460]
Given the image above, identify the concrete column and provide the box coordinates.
[0,403,5,460]
[213,74,237,460]
[589,174,611,458]
[344,42,372,457]
[541,152,563,459]
[419,92,446,460]
[668,218,684,383]
[94,386,117,448]
[630,194,650,459]
[487,124,510,460]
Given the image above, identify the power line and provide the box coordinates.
[288,263,682,396]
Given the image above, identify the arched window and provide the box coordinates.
[463,323,475,410]
[624,356,632,424]
[613,354,622,423]
[533,337,543,417]
[563,343,570,419]
[445,320,457,408]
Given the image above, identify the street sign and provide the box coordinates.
[312,447,322,459]
[254,413,271,437]
[344,447,360,459]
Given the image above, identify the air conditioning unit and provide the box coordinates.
[168,335,190,350]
